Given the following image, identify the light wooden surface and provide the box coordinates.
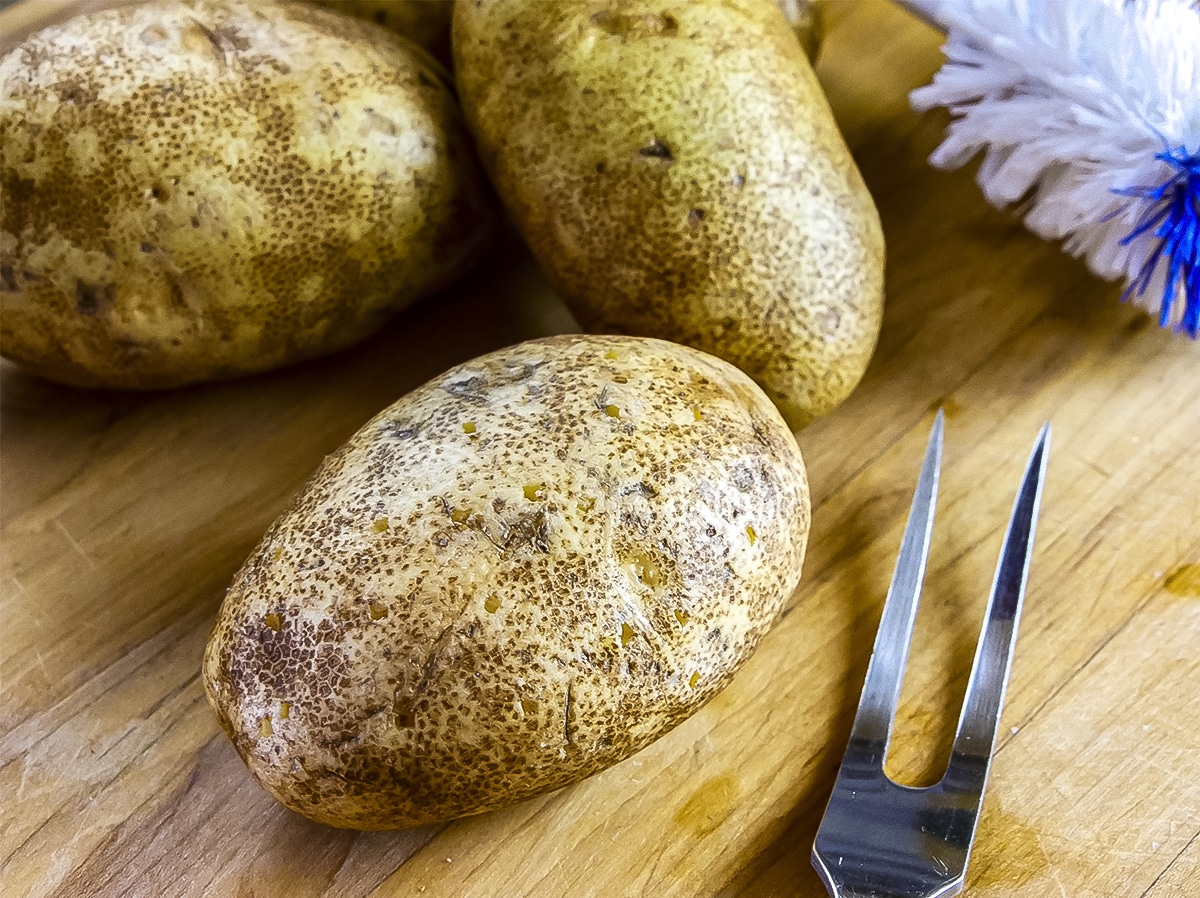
[3,2,1199,897]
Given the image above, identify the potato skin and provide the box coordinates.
[203,334,810,829]
[453,0,883,429]
[0,0,493,389]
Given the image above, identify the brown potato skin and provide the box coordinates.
[203,334,810,830]
[453,0,884,429]
[0,0,493,389]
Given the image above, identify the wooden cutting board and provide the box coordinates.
[3,2,1198,896]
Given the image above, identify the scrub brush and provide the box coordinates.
[897,0,1199,336]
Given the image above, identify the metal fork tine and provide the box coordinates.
[942,423,1050,786]
[847,410,944,756]
[812,419,1051,898]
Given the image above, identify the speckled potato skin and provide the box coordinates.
[311,1,454,66]
[453,0,883,429]
[203,334,810,830]
[0,0,493,389]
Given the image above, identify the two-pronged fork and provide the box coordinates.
[812,412,1050,898]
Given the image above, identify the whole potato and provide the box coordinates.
[453,0,884,429]
[0,0,493,389]
[310,1,454,66]
[203,334,810,829]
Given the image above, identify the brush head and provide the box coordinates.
[905,0,1200,336]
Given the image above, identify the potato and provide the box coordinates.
[0,0,494,389]
[453,0,884,429]
[203,334,810,829]
[310,1,453,66]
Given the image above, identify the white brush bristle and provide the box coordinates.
[907,0,1200,334]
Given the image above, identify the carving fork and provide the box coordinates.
[812,412,1050,897]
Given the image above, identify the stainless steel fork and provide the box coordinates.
[812,412,1050,898]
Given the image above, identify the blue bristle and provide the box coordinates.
[1114,145,1200,338]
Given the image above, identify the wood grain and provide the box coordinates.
[3,2,1198,897]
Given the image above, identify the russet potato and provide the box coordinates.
[0,0,493,389]
[453,0,884,428]
[203,334,810,829]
